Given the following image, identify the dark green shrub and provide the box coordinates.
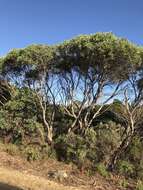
[24,146,41,161]
[55,129,97,169]
[119,178,129,189]
[55,133,87,164]
[136,162,143,180]
[96,163,109,177]
[41,144,57,159]
[124,136,143,179]
[0,89,45,145]
[117,160,134,177]
[127,136,143,162]
[95,121,122,163]
[0,110,11,130]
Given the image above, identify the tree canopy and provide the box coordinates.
[1,32,143,173]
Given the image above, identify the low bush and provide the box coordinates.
[24,146,41,161]
[136,180,143,190]
[96,163,109,177]
[95,121,122,163]
[117,160,134,177]
[55,129,97,170]
[119,178,129,189]
[5,143,20,156]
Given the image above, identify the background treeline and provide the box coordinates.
[0,32,143,179]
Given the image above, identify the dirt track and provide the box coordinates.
[0,150,135,190]
[0,167,84,190]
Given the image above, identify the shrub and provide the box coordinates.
[24,146,41,161]
[54,130,98,170]
[136,180,143,190]
[41,144,57,159]
[95,121,122,163]
[136,162,143,180]
[5,143,20,156]
[96,163,108,177]
[55,133,87,164]
[128,137,142,161]
[0,110,11,131]
[125,136,143,179]
[117,160,134,177]
[119,178,129,189]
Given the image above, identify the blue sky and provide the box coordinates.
[0,0,143,56]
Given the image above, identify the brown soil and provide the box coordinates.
[0,151,135,190]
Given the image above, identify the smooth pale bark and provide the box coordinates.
[36,92,54,145]
[107,89,143,170]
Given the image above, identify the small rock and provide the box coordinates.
[48,170,68,181]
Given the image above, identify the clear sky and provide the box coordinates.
[0,0,143,56]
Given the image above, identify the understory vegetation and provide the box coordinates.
[1,32,143,184]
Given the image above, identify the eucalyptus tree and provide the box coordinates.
[107,47,143,170]
[55,33,140,134]
[1,45,58,144]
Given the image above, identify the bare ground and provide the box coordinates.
[0,151,135,190]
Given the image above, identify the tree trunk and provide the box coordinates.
[37,94,54,145]
[107,132,134,171]
[47,127,53,145]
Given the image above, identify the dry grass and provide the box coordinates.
[0,167,83,190]
[0,167,85,190]
[0,148,135,190]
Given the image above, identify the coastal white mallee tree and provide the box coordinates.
[1,45,58,144]
[55,33,141,134]
[1,33,143,171]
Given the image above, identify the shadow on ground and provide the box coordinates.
[0,182,23,190]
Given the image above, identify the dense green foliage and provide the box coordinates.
[1,32,143,180]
